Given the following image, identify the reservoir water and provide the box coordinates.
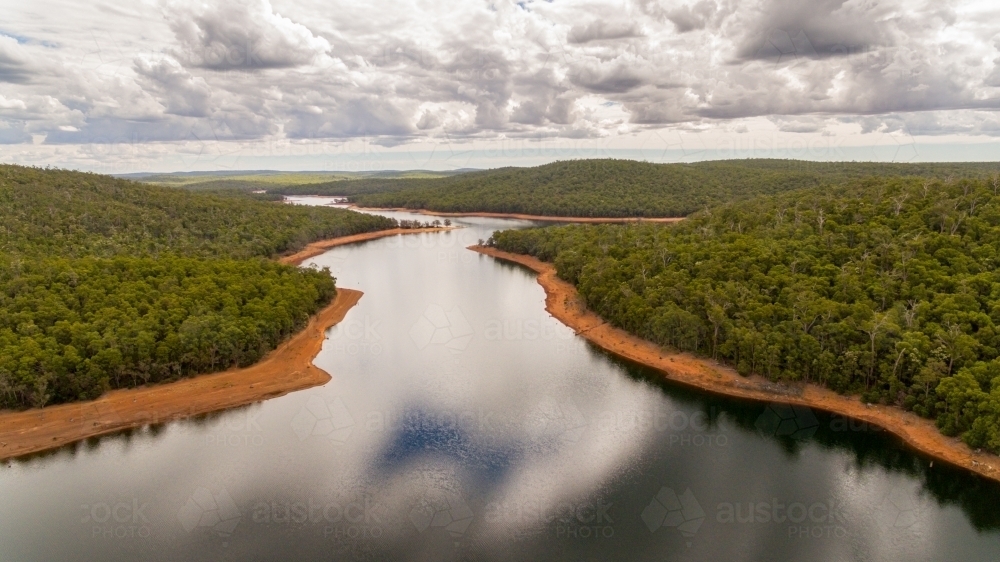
[1,200,998,561]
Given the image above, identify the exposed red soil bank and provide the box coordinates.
[0,289,361,461]
[470,245,1000,485]
[278,227,455,265]
[0,227,444,461]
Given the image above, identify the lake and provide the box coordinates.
[2,199,998,561]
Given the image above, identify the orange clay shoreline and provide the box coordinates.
[470,245,1000,485]
[277,226,456,265]
[350,205,685,224]
[0,228,444,461]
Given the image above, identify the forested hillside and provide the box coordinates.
[269,176,440,197]
[490,174,1000,453]
[0,166,396,409]
[350,159,999,217]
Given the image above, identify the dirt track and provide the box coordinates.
[352,206,684,224]
[470,245,1000,485]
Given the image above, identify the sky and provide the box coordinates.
[1,0,999,173]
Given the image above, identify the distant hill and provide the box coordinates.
[123,169,478,186]
[335,159,1000,218]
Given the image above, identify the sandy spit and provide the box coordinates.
[470,245,1000,485]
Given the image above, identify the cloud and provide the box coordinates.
[986,59,1000,87]
[769,115,827,133]
[568,20,643,44]
[665,0,719,33]
[570,56,649,93]
[849,111,1000,138]
[0,119,31,143]
[2,0,1000,158]
[0,34,36,83]
[163,0,331,70]
[284,97,415,139]
[733,0,892,62]
[134,56,212,117]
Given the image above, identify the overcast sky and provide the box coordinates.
[2,0,999,173]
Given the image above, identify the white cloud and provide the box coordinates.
[0,0,999,168]
[0,34,35,83]
[163,0,331,70]
[134,55,213,117]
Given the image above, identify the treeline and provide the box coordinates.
[172,179,284,200]
[0,256,334,406]
[0,165,397,408]
[2,166,396,259]
[171,179,275,191]
[350,159,1000,218]
[490,175,1000,453]
[268,176,443,197]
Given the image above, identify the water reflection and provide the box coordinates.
[0,203,998,561]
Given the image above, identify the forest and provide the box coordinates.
[346,159,1000,217]
[0,165,397,409]
[489,174,1000,453]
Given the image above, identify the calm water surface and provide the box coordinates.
[1,198,998,561]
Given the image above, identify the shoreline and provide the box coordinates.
[278,227,456,265]
[470,245,1000,485]
[0,227,441,461]
[350,205,684,224]
[0,289,362,462]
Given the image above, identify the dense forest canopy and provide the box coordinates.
[2,166,395,259]
[490,174,1000,453]
[269,176,443,197]
[347,159,1000,218]
[0,165,397,409]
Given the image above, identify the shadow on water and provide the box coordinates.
[599,349,1000,532]
[473,255,1000,534]
[371,403,522,492]
[2,402,263,468]
[4,423,164,467]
